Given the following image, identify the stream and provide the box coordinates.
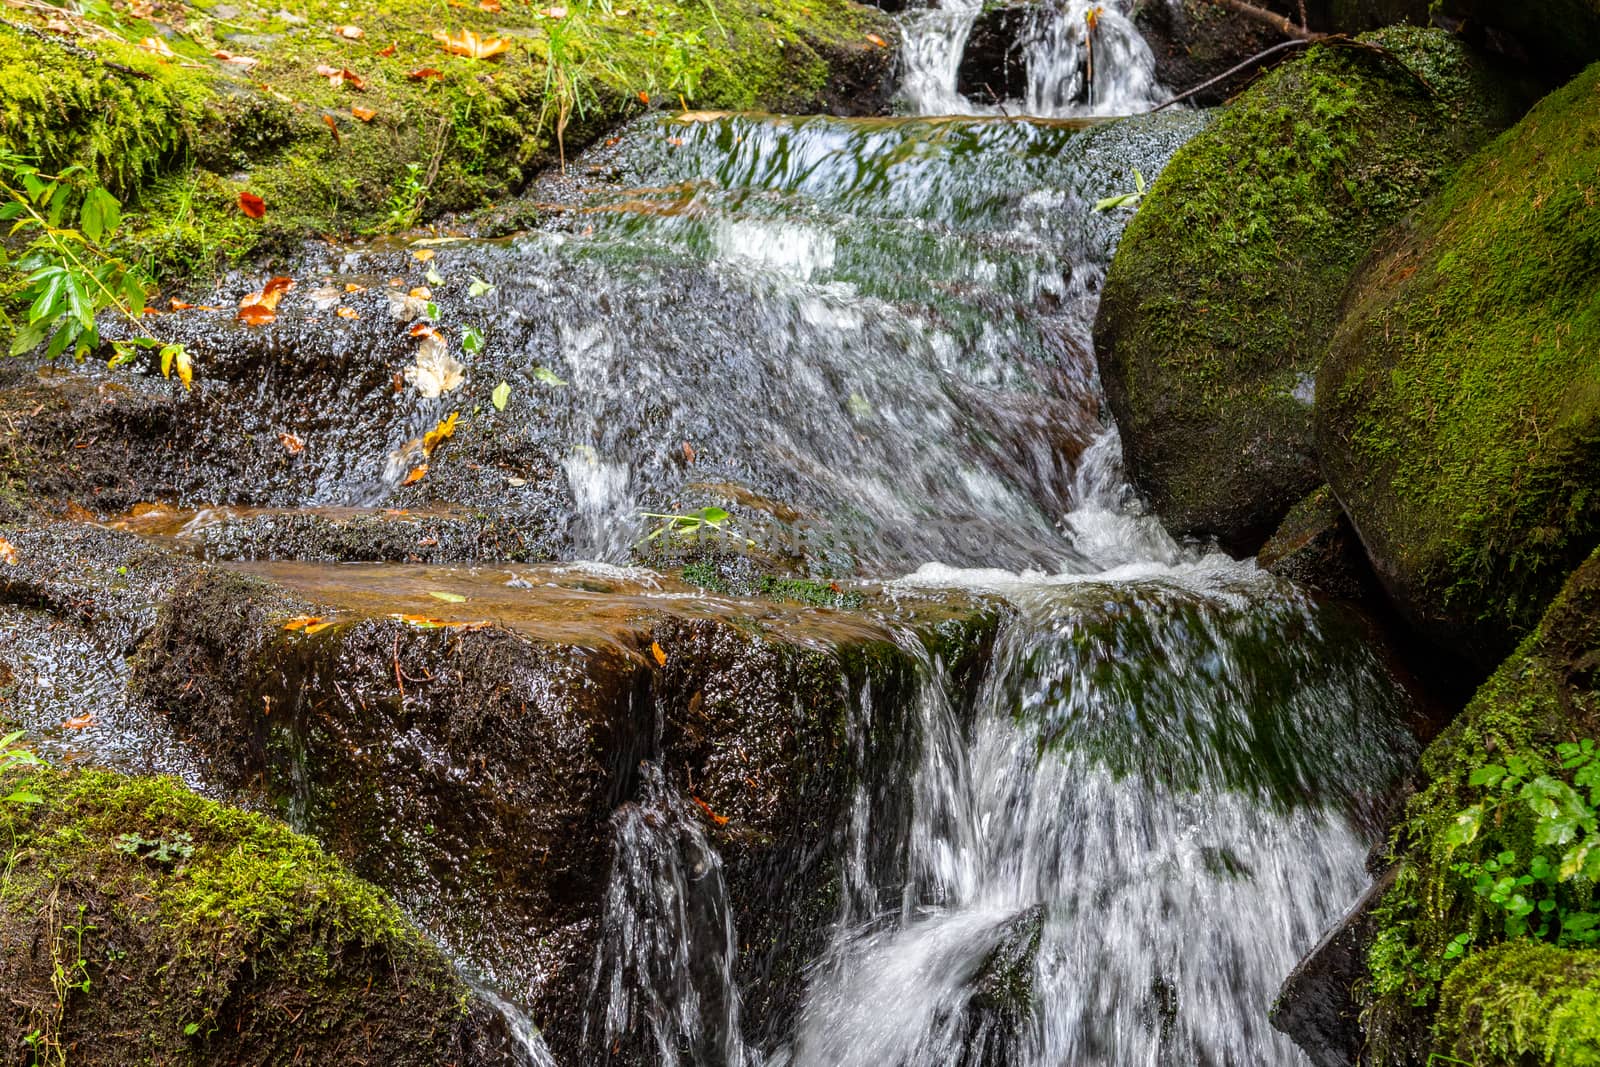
[0,5,1418,1065]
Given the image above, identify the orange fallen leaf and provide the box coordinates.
[865,32,888,47]
[279,432,305,454]
[283,615,323,631]
[412,249,435,262]
[390,613,490,630]
[336,306,359,319]
[409,285,432,299]
[408,67,445,80]
[238,191,266,218]
[480,0,502,9]
[432,28,513,59]
[345,283,368,293]
[651,640,667,667]
[239,277,295,324]
[323,113,342,143]
[62,713,95,730]
[315,64,366,89]
[170,298,222,311]
[333,24,365,39]
[139,36,174,58]
[352,105,377,121]
[637,90,650,104]
[238,303,277,326]
[682,440,695,464]
[409,323,439,338]
[0,537,17,565]
[377,43,397,57]
[213,50,260,69]
[262,276,296,301]
[402,464,429,485]
[691,795,729,826]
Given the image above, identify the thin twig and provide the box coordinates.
[1211,0,1318,40]
[1151,38,1312,111]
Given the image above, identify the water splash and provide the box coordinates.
[587,764,754,1067]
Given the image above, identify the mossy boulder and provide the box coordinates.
[1433,941,1600,1066]
[0,766,516,1065]
[1317,61,1600,665]
[1361,547,1600,1062]
[1094,27,1522,555]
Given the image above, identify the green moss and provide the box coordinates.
[0,765,484,1062]
[1318,61,1600,661]
[1435,942,1600,1066]
[752,574,866,609]
[0,0,892,285]
[1096,27,1522,552]
[1363,547,1600,1060]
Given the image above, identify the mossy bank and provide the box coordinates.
[0,766,517,1065]
[1361,546,1600,1063]
[0,0,895,293]
[1094,27,1524,554]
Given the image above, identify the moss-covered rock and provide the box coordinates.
[1317,62,1600,665]
[1434,941,1600,1066]
[0,0,896,285]
[1361,547,1600,1063]
[1094,27,1522,555]
[0,766,515,1065]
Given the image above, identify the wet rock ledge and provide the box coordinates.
[0,519,1005,1061]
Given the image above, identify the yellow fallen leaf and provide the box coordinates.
[432,28,513,59]
[412,249,436,262]
[174,347,193,391]
[422,411,460,454]
[651,641,667,667]
[0,537,17,566]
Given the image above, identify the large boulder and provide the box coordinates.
[1359,547,1600,1062]
[0,765,519,1065]
[1317,61,1600,665]
[1095,27,1522,555]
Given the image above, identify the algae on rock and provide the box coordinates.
[1318,60,1600,665]
[1094,26,1523,555]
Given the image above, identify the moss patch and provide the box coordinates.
[1362,547,1600,1061]
[1434,941,1600,1066]
[0,766,500,1065]
[1317,61,1600,664]
[0,0,895,286]
[1094,27,1523,554]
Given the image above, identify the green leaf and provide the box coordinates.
[491,380,511,410]
[425,266,445,287]
[9,320,48,356]
[468,276,495,297]
[1092,191,1140,213]
[1442,804,1483,850]
[2,790,44,805]
[428,591,467,603]
[1468,764,1507,788]
[80,187,122,245]
[532,366,568,386]
[1134,168,1146,193]
[462,325,485,355]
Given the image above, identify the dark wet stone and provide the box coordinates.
[1272,866,1396,1067]
[1257,485,1379,603]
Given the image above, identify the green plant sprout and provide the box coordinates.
[1093,168,1147,213]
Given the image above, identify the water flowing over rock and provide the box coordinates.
[2,83,1427,1066]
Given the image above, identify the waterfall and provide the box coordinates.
[898,0,1167,117]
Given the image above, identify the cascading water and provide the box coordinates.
[66,73,1411,1065]
[897,0,1166,117]
[476,107,1413,1065]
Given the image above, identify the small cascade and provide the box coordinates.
[586,764,754,1067]
[898,0,1165,117]
[784,543,1414,1067]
